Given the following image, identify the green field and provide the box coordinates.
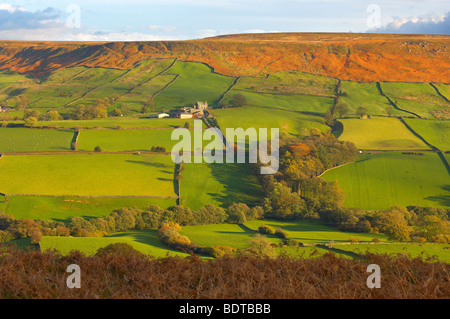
[0,195,6,213]
[5,196,176,222]
[434,83,450,101]
[182,160,264,209]
[116,74,178,112]
[154,61,235,109]
[0,154,176,197]
[338,117,430,150]
[37,117,194,129]
[180,219,387,250]
[339,81,405,116]
[380,82,450,119]
[404,119,450,151]
[234,71,337,97]
[0,71,33,97]
[222,90,334,114]
[322,152,450,210]
[40,230,188,257]
[79,60,175,107]
[27,67,128,111]
[78,129,180,152]
[180,223,268,249]
[0,128,74,152]
[244,219,387,243]
[212,105,329,138]
[335,243,450,263]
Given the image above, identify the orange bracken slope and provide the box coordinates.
[0,33,449,83]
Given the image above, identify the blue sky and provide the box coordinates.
[0,0,449,40]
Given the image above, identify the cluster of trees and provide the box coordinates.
[158,222,191,247]
[0,203,242,243]
[21,109,63,127]
[150,146,166,153]
[218,94,247,109]
[0,215,69,244]
[72,103,107,120]
[71,96,123,120]
[254,132,357,220]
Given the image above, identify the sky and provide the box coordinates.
[0,0,449,41]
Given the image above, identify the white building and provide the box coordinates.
[178,112,193,119]
[157,112,170,118]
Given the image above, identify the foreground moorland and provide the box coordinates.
[0,247,448,299]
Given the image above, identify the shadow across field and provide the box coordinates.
[208,162,264,208]
[108,230,182,255]
[316,244,361,259]
[125,160,169,168]
[425,185,450,207]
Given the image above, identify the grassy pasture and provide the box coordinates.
[154,61,235,109]
[0,195,6,213]
[180,223,273,249]
[0,71,34,106]
[180,219,387,251]
[404,119,450,151]
[433,83,450,101]
[339,81,404,116]
[380,82,450,118]
[116,74,178,113]
[0,154,176,197]
[182,160,264,210]
[5,196,176,223]
[80,60,175,108]
[244,219,387,243]
[0,128,73,152]
[335,243,450,263]
[42,67,88,85]
[322,152,450,210]
[36,117,195,129]
[235,71,337,97]
[40,231,188,257]
[223,90,334,114]
[25,68,128,110]
[212,105,329,138]
[77,129,182,152]
[338,117,430,150]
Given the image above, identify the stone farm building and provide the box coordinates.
[176,101,208,119]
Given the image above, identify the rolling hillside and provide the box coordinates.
[0,33,449,83]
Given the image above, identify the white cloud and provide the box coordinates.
[61,31,182,41]
[0,3,26,13]
[196,29,218,38]
[0,6,63,31]
[369,12,450,34]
